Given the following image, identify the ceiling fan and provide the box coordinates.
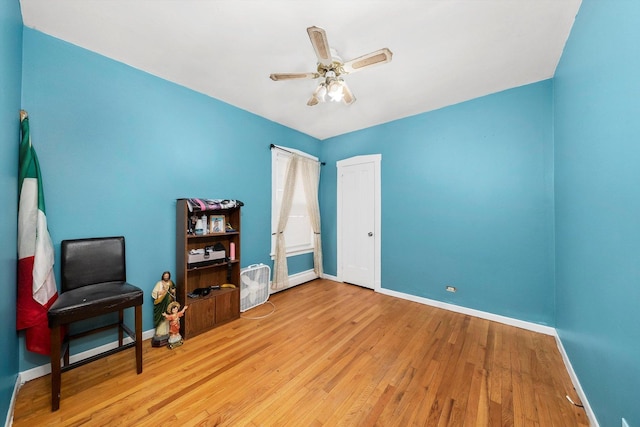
[270,26,393,106]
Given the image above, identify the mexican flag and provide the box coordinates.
[17,111,58,355]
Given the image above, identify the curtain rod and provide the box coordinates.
[270,144,326,165]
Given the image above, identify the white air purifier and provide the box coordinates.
[240,264,270,312]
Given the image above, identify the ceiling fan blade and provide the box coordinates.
[270,72,319,81]
[341,81,356,105]
[307,26,333,67]
[342,48,393,74]
[307,83,324,106]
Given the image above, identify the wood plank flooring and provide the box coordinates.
[13,279,589,426]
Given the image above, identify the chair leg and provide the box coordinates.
[50,325,61,411]
[118,309,124,346]
[63,327,69,367]
[135,304,143,374]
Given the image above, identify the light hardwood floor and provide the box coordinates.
[13,279,589,426]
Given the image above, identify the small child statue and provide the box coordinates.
[163,301,188,349]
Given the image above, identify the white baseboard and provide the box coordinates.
[19,329,155,383]
[5,373,20,427]
[377,287,556,335]
[317,277,555,335]
[554,335,599,427]
[270,269,318,294]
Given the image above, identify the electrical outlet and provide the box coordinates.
[445,285,456,293]
[622,418,629,427]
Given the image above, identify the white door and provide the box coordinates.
[337,155,381,290]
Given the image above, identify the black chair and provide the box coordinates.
[47,236,143,411]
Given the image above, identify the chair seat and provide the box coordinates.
[48,281,143,327]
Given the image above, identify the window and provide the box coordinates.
[271,146,316,257]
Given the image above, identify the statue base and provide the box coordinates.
[151,335,169,347]
[168,340,184,350]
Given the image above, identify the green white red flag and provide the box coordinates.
[17,111,58,355]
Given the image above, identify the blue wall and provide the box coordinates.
[19,28,319,370]
[320,81,555,325]
[11,4,640,425]
[0,0,23,420]
[554,1,640,426]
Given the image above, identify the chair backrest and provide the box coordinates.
[61,236,127,292]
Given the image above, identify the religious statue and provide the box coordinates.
[151,271,176,347]
[163,301,188,349]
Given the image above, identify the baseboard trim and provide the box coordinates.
[270,269,318,294]
[5,373,20,427]
[377,287,556,335]
[554,335,599,427]
[19,329,155,383]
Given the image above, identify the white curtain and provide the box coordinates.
[272,154,299,290]
[299,156,323,277]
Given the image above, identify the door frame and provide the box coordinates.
[336,154,381,291]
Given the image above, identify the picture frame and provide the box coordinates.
[209,215,225,233]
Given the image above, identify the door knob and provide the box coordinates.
[368,232,373,236]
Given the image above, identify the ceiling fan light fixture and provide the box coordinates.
[317,83,327,101]
[270,26,392,107]
[327,78,344,102]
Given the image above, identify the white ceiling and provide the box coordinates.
[20,0,581,140]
